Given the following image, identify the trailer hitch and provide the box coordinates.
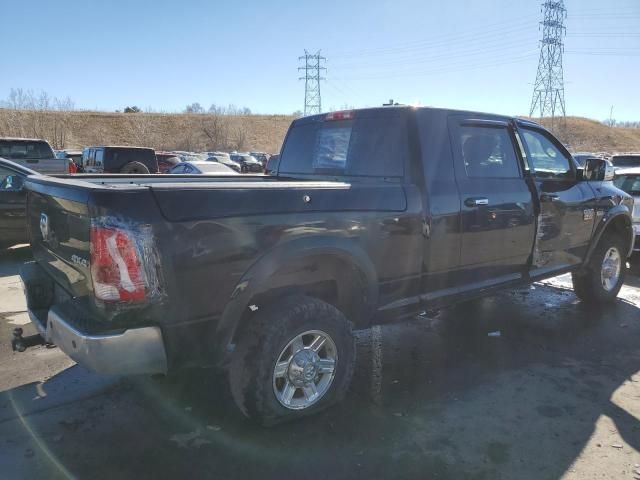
[11,327,47,352]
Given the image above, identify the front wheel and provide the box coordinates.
[229,296,355,426]
[572,234,627,303]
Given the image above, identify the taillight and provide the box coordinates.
[90,225,147,302]
[325,110,354,121]
[68,161,78,173]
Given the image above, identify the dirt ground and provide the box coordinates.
[1,245,640,480]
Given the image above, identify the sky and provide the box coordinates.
[1,0,639,121]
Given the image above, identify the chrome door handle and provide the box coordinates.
[464,197,489,207]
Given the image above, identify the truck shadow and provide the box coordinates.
[123,280,640,479]
[5,278,640,480]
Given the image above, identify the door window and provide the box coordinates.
[95,149,104,166]
[457,126,521,178]
[520,129,573,179]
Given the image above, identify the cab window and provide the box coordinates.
[520,129,573,179]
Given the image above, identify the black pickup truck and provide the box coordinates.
[20,107,635,425]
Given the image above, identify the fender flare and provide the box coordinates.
[583,207,634,265]
[212,235,378,364]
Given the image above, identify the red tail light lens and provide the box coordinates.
[68,161,78,173]
[90,225,147,302]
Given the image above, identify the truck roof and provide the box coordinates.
[84,145,155,150]
[298,106,542,128]
[0,137,49,142]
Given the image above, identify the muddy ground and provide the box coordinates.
[1,245,639,480]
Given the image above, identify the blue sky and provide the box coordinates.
[1,0,638,120]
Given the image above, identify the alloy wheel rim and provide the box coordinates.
[272,330,337,410]
[601,247,622,292]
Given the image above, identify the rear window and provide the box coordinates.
[611,156,640,168]
[0,140,54,159]
[279,111,407,178]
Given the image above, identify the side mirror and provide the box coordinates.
[583,158,614,182]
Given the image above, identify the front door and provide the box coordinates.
[517,126,596,276]
[449,116,536,286]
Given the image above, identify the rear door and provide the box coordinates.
[449,116,535,285]
[517,126,596,274]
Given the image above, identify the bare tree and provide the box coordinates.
[230,124,248,150]
[200,114,229,150]
[185,102,205,114]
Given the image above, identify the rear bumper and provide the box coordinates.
[32,306,167,375]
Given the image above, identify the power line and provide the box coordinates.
[530,0,567,129]
[298,50,326,116]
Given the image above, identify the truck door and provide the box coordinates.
[449,116,535,285]
[516,126,596,275]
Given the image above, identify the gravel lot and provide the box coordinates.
[1,245,639,480]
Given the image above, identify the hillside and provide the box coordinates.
[0,109,638,154]
[0,109,294,153]
[536,116,640,153]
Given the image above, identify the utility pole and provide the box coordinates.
[609,105,614,127]
[529,1,567,130]
[298,50,326,116]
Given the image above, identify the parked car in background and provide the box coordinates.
[250,152,270,167]
[168,161,238,175]
[0,158,36,249]
[155,152,181,173]
[265,153,279,174]
[613,167,640,256]
[610,154,640,170]
[56,150,83,173]
[230,153,263,173]
[0,138,68,174]
[82,146,159,173]
[206,155,242,172]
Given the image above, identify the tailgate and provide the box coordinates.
[16,157,68,175]
[26,181,92,298]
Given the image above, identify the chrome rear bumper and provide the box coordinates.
[33,306,167,375]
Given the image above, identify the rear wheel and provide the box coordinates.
[120,161,150,174]
[572,234,627,303]
[229,296,355,426]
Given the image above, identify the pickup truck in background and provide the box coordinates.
[20,107,635,425]
[0,138,69,174]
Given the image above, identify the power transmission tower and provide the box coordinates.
[298,50,326,116]
[529,1,567,130]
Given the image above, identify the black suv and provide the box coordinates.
[82,146,159,174]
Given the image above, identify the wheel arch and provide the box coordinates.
[583,208,634,266]
[213,236,378,365]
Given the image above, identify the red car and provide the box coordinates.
[156,152,181,173]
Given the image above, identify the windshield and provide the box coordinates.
[611,156,640,168]
[0,140,54,159]
[613,174,640,195]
